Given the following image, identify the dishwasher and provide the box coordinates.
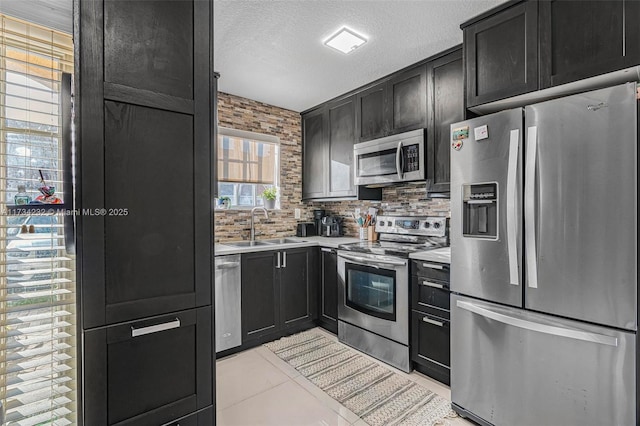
[215,254,242,352]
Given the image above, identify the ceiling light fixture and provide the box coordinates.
[324,27,367,54]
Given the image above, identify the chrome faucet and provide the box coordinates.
[250,206,268,241]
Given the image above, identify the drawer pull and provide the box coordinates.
[422,262,446,270]
[423,317,444,327]
[131,318,181,338]
[420,280,445,289]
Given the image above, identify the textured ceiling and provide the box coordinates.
[0,0,72,34]
[213,0,507,112]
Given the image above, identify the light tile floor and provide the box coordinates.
[216,327,474,426]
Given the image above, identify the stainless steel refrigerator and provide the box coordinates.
[449,83,638,426]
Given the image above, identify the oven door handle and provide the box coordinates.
[339,252,407,268]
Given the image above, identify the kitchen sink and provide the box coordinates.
[226,240,274,247]
[223,238,306,248]
[261,238,305,244]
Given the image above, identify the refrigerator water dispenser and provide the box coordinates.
[462,183,497,239]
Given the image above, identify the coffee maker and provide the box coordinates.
[321,216,343,237]
[313,209,325,236]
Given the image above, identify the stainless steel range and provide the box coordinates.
[337,216,448,372]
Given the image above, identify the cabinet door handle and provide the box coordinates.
[282,251,287,268]
[321,248,333,253]
[131,318,180,338]
[422,263,446,270]
[420,280,445,289]
[276,252,281,269]
[422,317,444,327]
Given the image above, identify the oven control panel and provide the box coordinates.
[375,216,448,237]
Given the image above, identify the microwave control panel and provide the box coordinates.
[403,144,420,172]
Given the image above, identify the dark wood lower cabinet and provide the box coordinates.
[241,251,279,341]
[240,248,317,346]
[280,247,318,328]
[318,248,338,334]
[411,260,451,385]
[83,307,212,426]
[163,406,213,426]
[411,311,450,386]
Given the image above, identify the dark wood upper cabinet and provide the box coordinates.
[356,65,427,142]
[302,99,381,201]
[463,1,538,107]
[356,83,387,142]
[539,0,640,88]
[302,107,328,200]
[327,96,356,197]
[426,48,464,193]
[388,65,428,134]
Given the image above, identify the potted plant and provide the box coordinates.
[261,186,277,209]
[218,196,231,209]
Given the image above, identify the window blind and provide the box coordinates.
[0,15,76,425]
[217,132,279,185]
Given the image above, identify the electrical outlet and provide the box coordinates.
[294,208,301,219]
[354,208,361,217]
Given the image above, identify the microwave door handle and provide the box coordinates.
[396,141,404,179]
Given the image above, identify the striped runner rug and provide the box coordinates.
[264,330,457,426]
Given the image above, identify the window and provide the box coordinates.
[0,15,76,425]
[217,127,280,208]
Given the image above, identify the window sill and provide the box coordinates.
[215,207,281,212]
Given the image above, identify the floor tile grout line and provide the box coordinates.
[292,373,362,424]
[254,346,303,377]
[216,377,298,414]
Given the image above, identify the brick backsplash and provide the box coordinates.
[215,92,450,243]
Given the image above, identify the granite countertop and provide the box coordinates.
[215,236,361,256]
[409,247,451,264]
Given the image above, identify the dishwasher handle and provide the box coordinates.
[216,261,240,270]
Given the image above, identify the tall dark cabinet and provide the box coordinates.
[77,1,214,424]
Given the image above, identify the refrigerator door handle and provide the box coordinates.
[506,129,520,286]
[456,300,618,346]
[525,126,538,288]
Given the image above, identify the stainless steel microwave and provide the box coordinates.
[353,128,425,186]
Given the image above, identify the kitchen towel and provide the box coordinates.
[265,330,457,426]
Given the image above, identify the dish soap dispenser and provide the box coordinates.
[14,185,31,205]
